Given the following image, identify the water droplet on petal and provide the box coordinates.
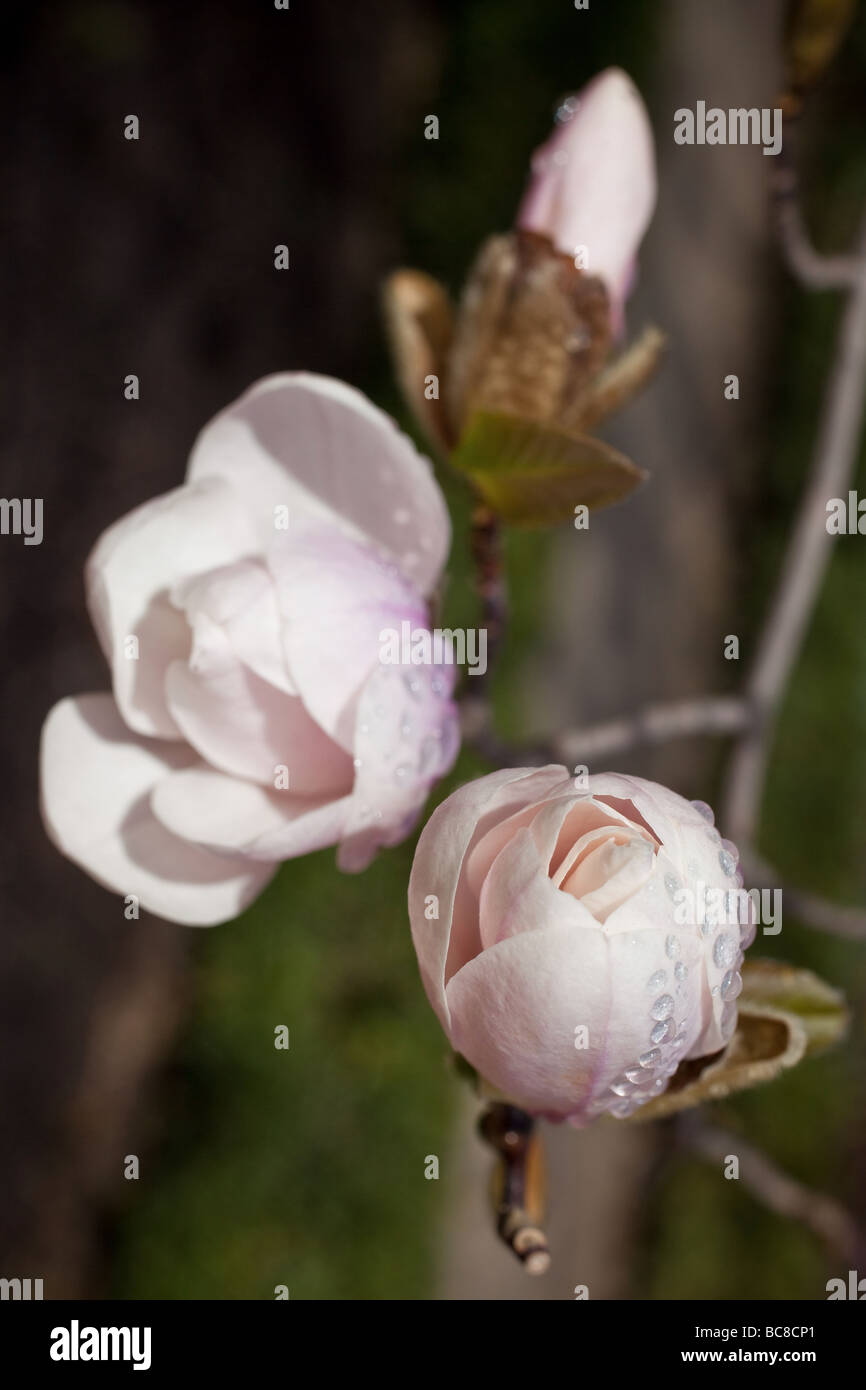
[721,969,743,1001]
[713,933,737,970]
[665,934,680,959]
[651,1019,674,1045]
[555,95,579,124]
[719,849,737,876]
[646,969,667,992]
[691,799,715,824]
[639,1047,662,1068]
[650,994,675,1022]
[664,873,680,899]
[721,1001,738,1040]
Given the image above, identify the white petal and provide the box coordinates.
[40,695,275,926]
[269,524,429,751]
[173,559,295,695]
[336,661,460,872]
[151,765,353,862]
[164,616,353,793]
[86,478,257,738]
[186,372,450,595]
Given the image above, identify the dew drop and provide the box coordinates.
[639,1047,661,1068]
[691,799,715,824]
[719,849,737,877]
[651,1019,674,1045]
[713,933,737,970]
[665,934,680,959]
[664,873,680,899]
[721,1000,738,1041]
[674,961,688,983]
[650,994,675,1022]
[646,969,667,992]
[721,969,743,1001]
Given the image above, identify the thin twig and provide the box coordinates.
[554,696,751,765]
[462,694,752,769]
[723,214,866,848]
[684,1119,863,1265]
[771,131,862,290]
[478,1103,550,1275]
[469,503,508,703]
[738,845,866,941]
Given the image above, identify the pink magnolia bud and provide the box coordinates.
[409,767,753,1126]
[516,68,656,331]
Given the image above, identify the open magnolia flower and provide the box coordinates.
[41,374,459,926]
[409,766,755,1125]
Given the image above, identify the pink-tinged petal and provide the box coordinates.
[478,822,598,949]
[465,787,631,897]
[150,765,352,862]
[173,559,295,695]
[465,790,577,900]
[588,771,743,1052]
[40,695,275,926]
[86,477,257,738]
[445,922,611,1118]
[186,373,450,596]
[576,923,704,1125]
[164,616,353,793]
[560,831,655,921]
[408,765,575,1031]
[516,68,656,322]
[337,662,460,872]
[269,525,429,752]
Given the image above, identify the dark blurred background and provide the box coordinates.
[2,0,865,1299]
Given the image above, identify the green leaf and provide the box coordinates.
[739,958,849,1056]
[626,959,847,1122]
[451,410,646,526]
